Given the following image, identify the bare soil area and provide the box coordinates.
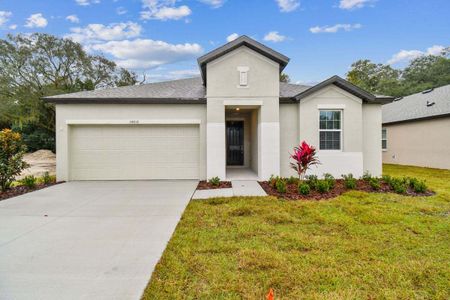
[18,150,56,180]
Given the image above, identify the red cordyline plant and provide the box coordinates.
[290,141,320,180]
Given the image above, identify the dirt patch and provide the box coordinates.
[197,181,232,190]
[18,150,56,180]
[259,179,434,201]
[0,182,61,202]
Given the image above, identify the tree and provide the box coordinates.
[346,48,450,97]
[0,129,28,191]
[0,33,137,150]
[280,73,291,83]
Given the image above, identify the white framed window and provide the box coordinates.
[237,66,249,87]
[319,110,342,150]
[382,128,387,150]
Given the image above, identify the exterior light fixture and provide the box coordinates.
[236,108,240,111]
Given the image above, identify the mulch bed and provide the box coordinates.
[197,181,232,190]
[259,179,434,201]
[0,182,61,202]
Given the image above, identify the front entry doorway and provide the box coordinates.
[226,121,244,166]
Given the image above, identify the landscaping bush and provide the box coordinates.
[290,141,320,180]
[382,175,393,185]
[409,177,427,193]
[20,175,37,189]
[305,175,319,190]
[369,177,381,190]
[316,180,330,194]
[323,173,336,188]
[362,171,372,182]
[209,176,221,186]
[276,178,287,193]
[12,123,55,153]
[41,172,56,184]
[389,178,407,194]
[342,174,357,189]
[287,176,299,185]
[0,129,28,192]
[298,183,310,195]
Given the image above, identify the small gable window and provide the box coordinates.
[237,66,249,87]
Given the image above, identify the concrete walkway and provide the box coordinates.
[192,180,266,199]
[0,181,197,300]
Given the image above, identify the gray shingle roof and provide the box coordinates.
[382,84,450,124]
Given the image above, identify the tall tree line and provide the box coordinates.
[0,33,138,151]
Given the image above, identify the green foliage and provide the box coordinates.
[382,175,393,185]
[11,124,55,152]
[362,171,372,182]
[20,175,37,189]
[280,73,291,83]
[276,178,287,193]
[316,180,330,194]
[298,183,311,195]
[305,175,319,190]
[389,178,407,194]
[0,33,138,151]
[41,172,55,185]
[287,176,299,185]
[209,176,221,187]
[342,174,357,189]
[269,175,281,188]
[323,173,336,188]
[346,48,450,97]
[369,177,381,190]
[409,177,428,193]
[0,129,28,191]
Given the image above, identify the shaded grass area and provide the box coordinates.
[143,165,450,299]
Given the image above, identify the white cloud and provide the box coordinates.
[310,23,361,33]
[116,7,128,15]
[276,0,300,12]
[9,24,17,30]
[140,0,191,21]
[66,22,142,43]
[263,31,286,42]
[66,15,80,23]
[198,0,226,8]
[226,33,239,42]
[76,0,100,6]
[339,0,372,10]
[90,39,203,69]
[0,11,12,27]
[143,69,200,82]
[387,45,446,65]
[25,13,48,28]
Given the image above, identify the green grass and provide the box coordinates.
[143,165,450,299]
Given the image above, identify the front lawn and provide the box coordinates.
[143,165,450,299]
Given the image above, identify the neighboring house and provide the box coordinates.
[45,36,393,181]
[382,85,450,170]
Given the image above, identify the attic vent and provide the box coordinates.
[422,88,434,94]
[394,97,403,101]
[426,101,435,107]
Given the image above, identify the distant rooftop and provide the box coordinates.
[382,84,450,124]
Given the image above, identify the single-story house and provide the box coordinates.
[382,84,450,170]
[45,35,393,181]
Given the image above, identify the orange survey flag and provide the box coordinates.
[267,288,274,300]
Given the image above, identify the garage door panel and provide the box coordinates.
[69,125,200,180]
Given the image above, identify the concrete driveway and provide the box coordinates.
[0,181,197,300]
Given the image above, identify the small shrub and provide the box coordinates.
[298,183,311,195]
[316,180,330,194]
[305,175,319,190]
[362,171,372,182]
[270,175,280,188]
[290,141,320,180]
[369,177,381,190]
[20,175,37,189]
[410,178,427,193]
[389,178,407,194]
[287,176,299,185]
[0,129,28,191]
[342,174,357,189]
[382,175,392,185]
[276,178,287,193]
[209,176,221,186]
[323,173,336,188]
[41,172,55,184]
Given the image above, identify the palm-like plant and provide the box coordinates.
[290,141,320,180]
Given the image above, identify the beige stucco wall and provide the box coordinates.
[363,104,382,176]
[206,46,280,179]
[55,104,207,181]
[280,104,299,177]
[382,117,450,169]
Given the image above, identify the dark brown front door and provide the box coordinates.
[226,121,244,166]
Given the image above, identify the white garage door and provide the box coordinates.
[69,124,200,180]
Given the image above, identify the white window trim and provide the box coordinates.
[318,109,343,152]
[382,128,387,151]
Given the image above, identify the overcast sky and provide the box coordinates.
[0,0,448,84]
